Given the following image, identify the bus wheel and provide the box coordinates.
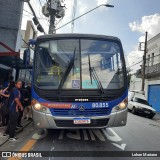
[132,107,136,114]
[148,115,154,119]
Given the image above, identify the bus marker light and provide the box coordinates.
[31,99,37,105]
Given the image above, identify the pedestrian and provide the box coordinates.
[0,81,15,126]
[23,83,32,120]
[3,76,14,88]
[0,80,4,125]
[17,81,27,128]
[3,80,24,141]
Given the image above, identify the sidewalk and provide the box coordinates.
[0,119,32,147]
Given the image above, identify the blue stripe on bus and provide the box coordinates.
[32,89,128,116]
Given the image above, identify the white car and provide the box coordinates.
[128,96,156,119]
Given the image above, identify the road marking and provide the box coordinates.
[112,143,126,150]
[49,140,55,160]
[19,139,37,151]
[89,129,106,141]
[58,128,120,142]
[82,129,89,140]
[88,130,95,140]
[7,139,37,160]
[66,129,81,140]
[102,128,122,142]
[58,129,65,139]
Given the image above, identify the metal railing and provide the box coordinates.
[145,63,160,77]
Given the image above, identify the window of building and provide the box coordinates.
[151,53,154,65]
[148,55,150,66]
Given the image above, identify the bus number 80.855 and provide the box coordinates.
[92,103,109,108]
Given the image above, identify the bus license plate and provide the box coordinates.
[73,118,91,124]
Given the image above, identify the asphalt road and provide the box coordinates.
[1,112,160,160]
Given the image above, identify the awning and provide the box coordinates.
[0,56,32,69]
[0,42,32,69]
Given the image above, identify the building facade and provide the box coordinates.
[19,20,37,84]
[0,0,24,83]
[145,33,160,112]
[130,33,160,112]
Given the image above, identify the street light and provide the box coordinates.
[55,4,114,31]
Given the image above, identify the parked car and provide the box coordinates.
[128,94,156,119]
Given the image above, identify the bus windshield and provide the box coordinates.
[35,39,124,90]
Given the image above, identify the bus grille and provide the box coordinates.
[44,96,119,102]
[51,108,110,117]
[55,118,109,127]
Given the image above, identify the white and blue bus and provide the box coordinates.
[32,34,128,128]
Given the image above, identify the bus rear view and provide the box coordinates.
[32,34,128,129]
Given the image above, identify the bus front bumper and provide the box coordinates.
[32,108,128,129]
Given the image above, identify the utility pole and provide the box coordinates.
[49,10,56,34]
[43,0,65,34]
[71,0,77,33]
[48,0,58,34]
[141,31,148,92]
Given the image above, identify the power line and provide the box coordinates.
[129,53,160,68]
[129,60,143,68]
[27,1,46,34]
[22,39,34,51]
[23,9,49,21]
[38,0,43,7]
[28,0,49,26]
[23,9,33,16]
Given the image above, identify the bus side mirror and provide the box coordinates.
[23,48,30,66]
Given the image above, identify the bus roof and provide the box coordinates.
[37,33,121,42]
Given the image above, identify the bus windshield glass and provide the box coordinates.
[35,39,124,90]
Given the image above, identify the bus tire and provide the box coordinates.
[132,107,136,114]
[148,115,154,119]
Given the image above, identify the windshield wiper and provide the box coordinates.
[88,54,93,84]
[88,54,105,94]
[58,48,76,93]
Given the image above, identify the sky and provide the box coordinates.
[21,0,160,72]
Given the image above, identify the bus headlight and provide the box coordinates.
[32,100,48,113]
[34,103,42,111]
[111,98,128,113]
[119,102,126,109]
[33,103,47,112]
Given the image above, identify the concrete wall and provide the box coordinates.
[0,0,24,52]
[147,33,160,66]
[129,75,142,91]
[129,75,148,99]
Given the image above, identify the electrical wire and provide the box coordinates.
[23,9,33,16]
[22,39,34,51]
[129,54,160,68]
[38,0,43,7]
[23,9,49,20]
[26,1,46,34]
[30,0,50,27]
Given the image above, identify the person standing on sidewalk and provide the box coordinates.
[23,82,32,120]
[0,81,15,126]
[17,81,27,128]
[3,80,24,141]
